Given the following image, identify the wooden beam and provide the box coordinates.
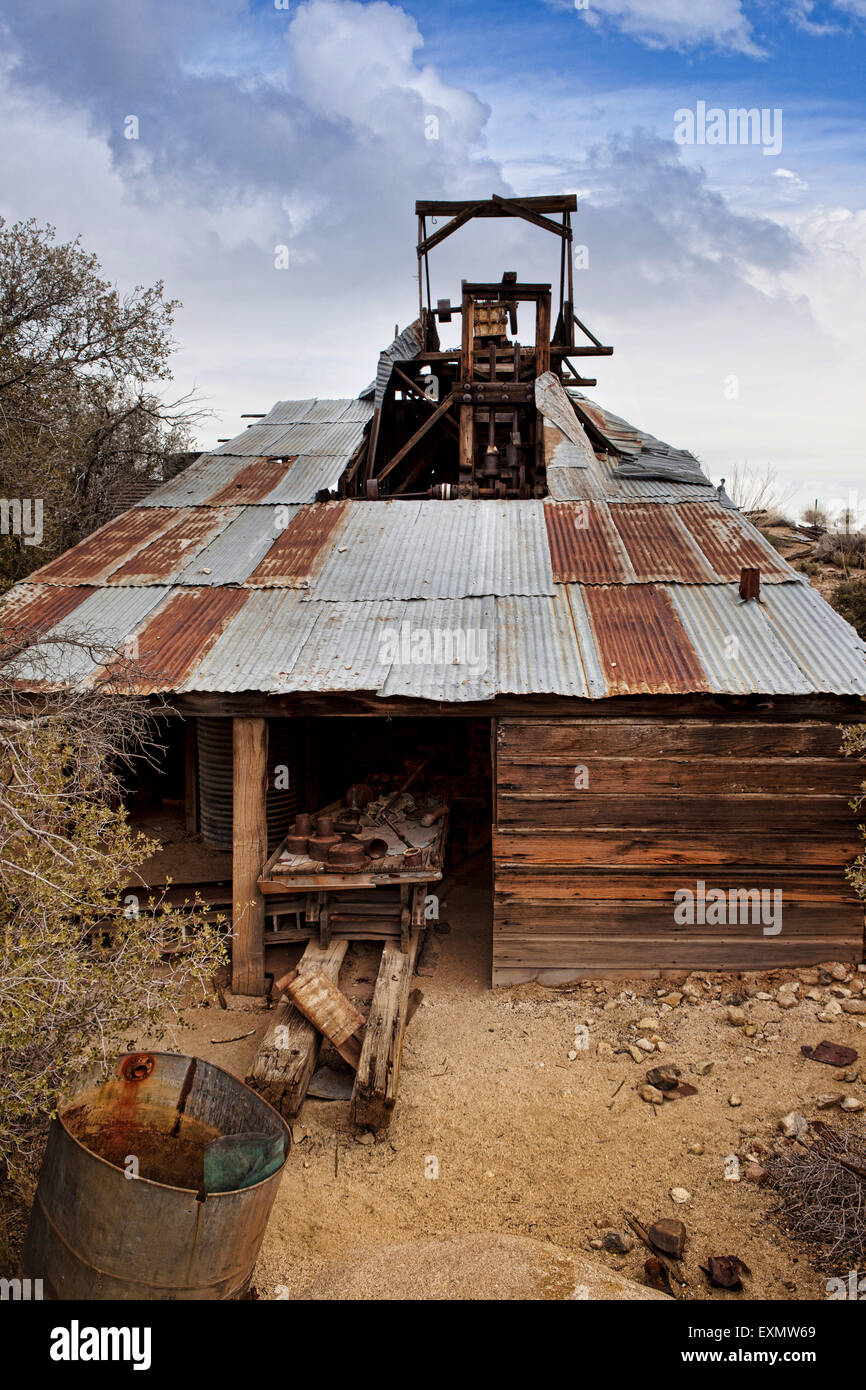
[184,720,197,833]
[281,968,366,1069]
[231,716,268,996]
[535,292,551,377]
[351,929,424,1130]
[415,195,577,216]
[376,391,455,484]
[490,192,568,239]
[418,201,487,256]
[246,938,348,1116]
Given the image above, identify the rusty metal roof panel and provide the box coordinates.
[105,508,237,584]
[308,500,554,601]
[580,584,710,695]
[609,503,718,582]
[203,456,298,505]
[495,594,596,697]
[246,501,350,586]
[0,583,96,643]
[675,501,795,582]
[379,599,497,702]
[138,456,243,507]
[27,508,181,584]
[258,453,354,503]
[9,586,171,688]
[759,582,866,694]
[111,588,251,694]
[544,501,635,584]
[176,589,318,692]
[665,583,813,695]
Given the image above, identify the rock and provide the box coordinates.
[798,969,820,985]
[755,991,773,1001]
[597,1041,614,1056]
[818,1001,843,1020]
[692,1061,714,1076]
[687,1141,704,1155]
[744,1163,767,1182]
[640,1085,665,1105]
[645,1065,681,1091]
[834,1069,859,1083]
[830,964,850,981]
[829,985,852,998]
[727,1006,746,1026]
[728,1094,743,1107]
[627,1045,645,1063]
[589,1238,604,1250]
[637,1017,658,1030]
[841,1096,865,1112]
[635,1037,655,1053]
[776,992,798,1010]
[595,1217,612,1228]
[663,992,682,1007]
[355,1130,375,1145]
[648,1217,686,1258]
[804,989,823,1001]
[603,1231,634,1254]
[841,999,866,1015]
[567,1050,578,1060]
[744,1023,758,1037]
[779,1111,809,1138]
[815,1094,843,1109]
[670,1187,691,1204]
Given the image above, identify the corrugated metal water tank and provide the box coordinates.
[197,717,301,851]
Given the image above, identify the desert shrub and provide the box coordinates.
[832,580,866,640]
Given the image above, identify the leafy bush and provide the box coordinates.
[831,580,866,640]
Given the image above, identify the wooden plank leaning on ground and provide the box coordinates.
[351,927,424,1130]
[246,938,348,1117]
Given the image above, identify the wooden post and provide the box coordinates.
[535,291,551,377]
[184,721,197,833]
[232,716,268,996]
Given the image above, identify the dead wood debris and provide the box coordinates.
[764,1120,866,1269]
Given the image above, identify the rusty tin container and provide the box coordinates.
[22,1052,291,1300]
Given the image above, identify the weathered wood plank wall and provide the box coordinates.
[492,714,865,985]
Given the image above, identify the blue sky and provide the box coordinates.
[0,0,864,516]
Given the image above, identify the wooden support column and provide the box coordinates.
[232,716,268,996]
[184,720,197,833]
[535,291,551,377]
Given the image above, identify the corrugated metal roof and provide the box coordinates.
[609,503,717,583]
[759,582,866,694]
[363,321,424,408]
[205,456,298,505]
[177,590,318,692]
[545,501,635,584]
[495,594,596,697]
[581,584,710,696]
[0,583,96,640]
[141,452,355,507]
[246,501,349,586]
[666,584,814,695]
[106,507,236,584]
[261,398,374,426]
[10,586,171,687]
[112,588,250,694]
[379,599,496,703]
[676,501,794,581]
[308,499,554,601]
[177,506,291,586]
[28,509,180,584]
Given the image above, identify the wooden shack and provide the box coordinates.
[3,194,865,993]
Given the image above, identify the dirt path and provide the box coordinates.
[166,856,866,1301]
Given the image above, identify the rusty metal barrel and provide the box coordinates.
[22,1052,291,1300]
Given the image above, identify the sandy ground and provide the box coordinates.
[157,854,866,1302]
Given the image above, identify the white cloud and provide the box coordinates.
[546,0,761,54]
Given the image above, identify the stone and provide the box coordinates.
[830,964,850,981]
[597,1041,614,1057]
[776,992,798,1010]
[779,1111,809,1138]
[648,1218,686,1259]
[727,1006,746,1026]
[815,1094,843,1109]
[595,1217,612,1228]
[687,1141,704,1155]
[834,1070,859,1083]
[840,1097,865,1112]
[744,1024,758,1037]
[829,985,852,998]
[637,1017,658,1030]
[355,1130,375,1145]
[645,1065,680,1091]
[755,991,773,1001]
[693,1061,714,1076]
[635,1037,655,1053]
[818,1000,843,1020]
[744,1163,767,1183]
[841,999,866,1015]
[640,1085,665,1104]
[589,1238,604,1250]
[603,1231,635,1254]
[804,989,823,1002]
[728,1094,743,1107]
[663,992,682,1007]
[798,969,820,985]
[669,1187,691,1204]
[567,1050,578,1060]
[628,1045,645,1063]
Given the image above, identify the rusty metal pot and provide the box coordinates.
[307,833,340,859]
[294,813,313,836]
[315,815,334,838]
[359,836,389,860]
[328,835,367,868]
[284,833,309,855]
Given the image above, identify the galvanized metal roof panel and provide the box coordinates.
[666,583,813,695]
[759,582,866,695]
[231,420,365,457]
[260,398,373,426]
[284,600,407,693]
[495,594,592,697]
[177,506,291,586]
[379,599,496,702]
[246,501,350,586]
[177,589,318,692]
[138,455,244,508]
[307,500,554,601]
[257,453,353,503]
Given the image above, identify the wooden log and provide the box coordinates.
[282,969,366,1068]
[232,716,268,996]
[351,929,424,1130]
[246,938,348,1116]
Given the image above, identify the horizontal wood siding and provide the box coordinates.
[492,716,864,984]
